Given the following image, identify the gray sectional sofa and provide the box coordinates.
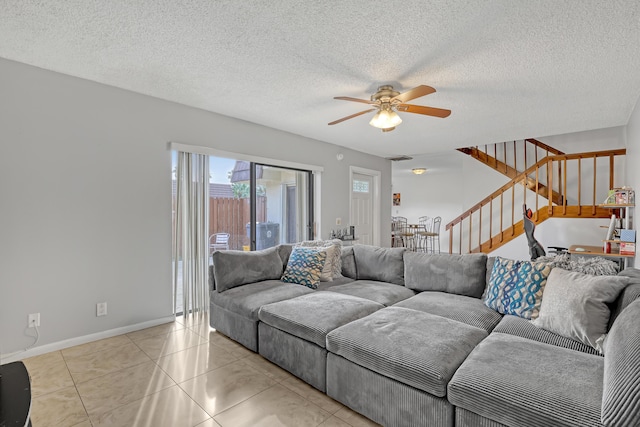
[209,244,640,427]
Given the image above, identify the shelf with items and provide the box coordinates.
[569,245,635,258]
[599,188,635,261]
[598,204,635,208]
[602,187,635,206]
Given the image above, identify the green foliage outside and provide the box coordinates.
[231,182,266,199]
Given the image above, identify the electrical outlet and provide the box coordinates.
[97,302,107,317]
[336,218,342,225]
[28,313,40,328]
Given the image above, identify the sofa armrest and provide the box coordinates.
[602,298,640,426]
[209,265,216,291]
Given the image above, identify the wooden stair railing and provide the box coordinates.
[457,139,565,205]
[446,148,626,254]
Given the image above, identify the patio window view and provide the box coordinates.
[172,153,313,314]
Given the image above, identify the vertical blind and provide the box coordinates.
[173,152,209,315]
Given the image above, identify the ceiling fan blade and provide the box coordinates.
[397,104,451,118]
[334,96,377,105]
[328,108,377,125]
[392,85,436,103]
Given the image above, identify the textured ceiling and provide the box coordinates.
[2,1,640,157]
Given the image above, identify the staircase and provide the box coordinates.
[457,139,565,205]
[447,139,626,254]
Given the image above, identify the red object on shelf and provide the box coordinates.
[620,242,636,255]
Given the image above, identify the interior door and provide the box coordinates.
[351,173,373,245]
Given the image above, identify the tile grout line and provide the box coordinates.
[27,317,367,427]
[59,335,136,361]
[59,352,94,426]
[64,343,154,387]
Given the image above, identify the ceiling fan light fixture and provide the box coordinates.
[369,108,402,129]
[412,168,427,175]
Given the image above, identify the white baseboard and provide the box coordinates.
[0,316,176,365]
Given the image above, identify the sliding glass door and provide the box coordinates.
[252,164,312,248]
[172,152,314,315]
[231,162,313,250]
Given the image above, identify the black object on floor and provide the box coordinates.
[0,361,32,427]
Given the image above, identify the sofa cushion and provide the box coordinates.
[276,244,294,268]
[493,315,600,356]
[315,276,356,290]
[394,292,502,333]
[208,264,215,291]
[323,280,416,306]
[448,333,604,427]
[211,280,313,320]
[326,307,487,397]
[212,247,284,292]
[258,293,383,347]
[281,246,327,289]
[484,256,496,298]
[298,239,343,279]
[484,257,551,319]
[602,299,640,427]
[353,245,405,285]
[608,268,640,328]
[340,246,357,279]
[404,252,487,298]
[532,268,628,352]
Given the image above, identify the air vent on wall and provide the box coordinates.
[385,155,413,161]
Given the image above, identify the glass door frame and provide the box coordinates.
[248,162,314,250]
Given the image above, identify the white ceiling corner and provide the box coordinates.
[2,0,640,157]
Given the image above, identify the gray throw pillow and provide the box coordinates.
[276,244,294,268]
[602,298,640,426]
[353,245,405,285]
[532,268,629,352]
[484,256,496,298]
[341,246,357,279]
[212,247,284,293]
[404,252,487,298]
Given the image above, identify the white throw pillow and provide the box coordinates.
[297,240,343,280]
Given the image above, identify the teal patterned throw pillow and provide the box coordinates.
[484,257,552,319]
[281,247,327,289]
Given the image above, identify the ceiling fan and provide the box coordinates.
[328,84,451,132]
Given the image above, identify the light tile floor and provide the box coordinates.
[23,312,380,427]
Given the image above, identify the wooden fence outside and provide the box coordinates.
[172,196,268,256]
[209,196,267,250]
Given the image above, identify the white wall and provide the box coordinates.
[540,126,628,154]
[625,96,640,266]
[488,217,614,260]
[0,58,391,355]
[391,152,465,252]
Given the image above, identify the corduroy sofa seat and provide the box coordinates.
[258,292,383,391]
[209,244,640,427]
[210,280,313,351]
[319,279,416,306]
[393,291,503,333]
[327,307,488,397]
[449,333,606,427]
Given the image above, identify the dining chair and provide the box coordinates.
[427,217,442,253]
[416,216,431,252]
[392,217,409,247]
